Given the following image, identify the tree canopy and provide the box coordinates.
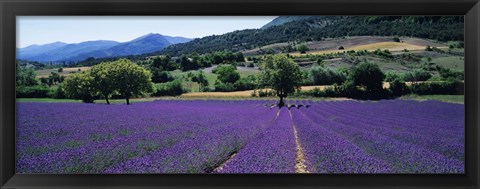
[110,59,153,105]
[259,54,303,107]
[16,63,37,87]
[62,59,153,104]
[296,45,309,54]
[349,62,385,92]
[89,62,117,104]
[63,71,96,103]
[215,64,240,84]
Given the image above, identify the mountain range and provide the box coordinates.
[17,33,191,63]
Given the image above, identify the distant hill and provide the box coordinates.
[17,42,67,60]
[71,33,172,61]
[260,16,316,29]
[17,33,192,63]
[19,40,121,63]
[163,36,192,44]
[157,16,463,56]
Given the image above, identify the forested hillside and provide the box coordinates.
[157,16,463,56]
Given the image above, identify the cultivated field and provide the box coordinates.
[16,100,464,173]
[35,66,91,78]
[243,36,447,56]
[290,42,447,56]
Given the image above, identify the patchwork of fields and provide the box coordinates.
[16,100,464,173]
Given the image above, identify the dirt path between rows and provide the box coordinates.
[212,153,237,173]
[289,110,310,173]
[212,108,282,173]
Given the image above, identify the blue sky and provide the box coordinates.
[17,16,277,48]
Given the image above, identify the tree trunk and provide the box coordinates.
[104,94,110,105]
[126,97,130,105]
[278,96,285,107]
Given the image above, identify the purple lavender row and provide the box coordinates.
[320,100,463,131]
[290,108,392,173]
[302,102,464,173]
[17,101,217,173]
[103,105,278,173]
[217,109,297,173]
[312,101,464,169]
[16,101,277,173]
[311,101,462,151]
[314,100,464,161]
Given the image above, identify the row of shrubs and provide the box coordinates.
[17,80,189,99]
[214,75,257,92]
[152,80,187,96]
[304,64,463,86]
[16,85,65,99]
[295,78,463,99]
[385,67,463,83]
[152,76,258,96]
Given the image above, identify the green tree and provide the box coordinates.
[310,66,346,85]
[389,78,408,97]
[153,79,186,96]
[296,44,309,54]
[180,55,200,71]
[151,68,174,83]
[235,52,245,62]
[214,81,236,92]
[16,63,37,86]
[349,62,385,93]
[215,64,240,83]
[234,75,257,91]
[62,71,96,103]
[198,56,213,67]
[47,72,64,86]
[212,53,223,64]
[89,62,116,104]
[151,55,177,71]
[224,51,236,62]
[259,54,303,107]
[110,59,153,105]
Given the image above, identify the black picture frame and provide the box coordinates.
[1,0,479,188]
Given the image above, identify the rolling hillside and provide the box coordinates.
[156,16,463,56]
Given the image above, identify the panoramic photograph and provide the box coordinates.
[16,16,464,174]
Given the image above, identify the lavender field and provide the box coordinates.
[16,100,464,174]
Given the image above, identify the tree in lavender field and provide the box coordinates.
[62,71,96,103]
[259,54,302,107]
[110,59,153,105]
[90,62,116,104]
